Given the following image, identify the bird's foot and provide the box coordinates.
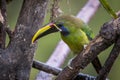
[84,44,88,49]
[67,58,74,70]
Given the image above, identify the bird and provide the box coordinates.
[32,15,102,74]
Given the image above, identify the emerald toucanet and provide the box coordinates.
[32,15,102,73]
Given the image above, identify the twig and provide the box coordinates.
[55,14,120,80]
[35,0,100,80]
[99,0,118,19]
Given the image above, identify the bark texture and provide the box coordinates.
[0,0,49,79]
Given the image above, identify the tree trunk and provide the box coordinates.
[0,0,49,79]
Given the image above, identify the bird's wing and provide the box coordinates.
[80,24,94,40]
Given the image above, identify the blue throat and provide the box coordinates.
[59,25,70,36]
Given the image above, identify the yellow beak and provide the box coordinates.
[32,25,51,43]
[32,23,61,43]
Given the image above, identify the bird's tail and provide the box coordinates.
[91,57,102,74]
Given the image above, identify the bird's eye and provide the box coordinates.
[56,23,64,28]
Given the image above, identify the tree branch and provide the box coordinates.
[35,0,100,80]
[96,28,120,79]
[33,60,61,75]
[33,60,99,80]
[55,14,120,80]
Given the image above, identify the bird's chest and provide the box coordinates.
[61,30,89,53]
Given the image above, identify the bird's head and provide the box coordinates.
[32,15,83,43]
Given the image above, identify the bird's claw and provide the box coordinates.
[67,58,74,70]
[68,65,73,70]
[84,44,87,49]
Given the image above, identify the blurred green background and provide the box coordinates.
[7,0,120,80]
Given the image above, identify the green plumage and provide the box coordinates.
[54,15,94,53]
[54,15,102,73]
